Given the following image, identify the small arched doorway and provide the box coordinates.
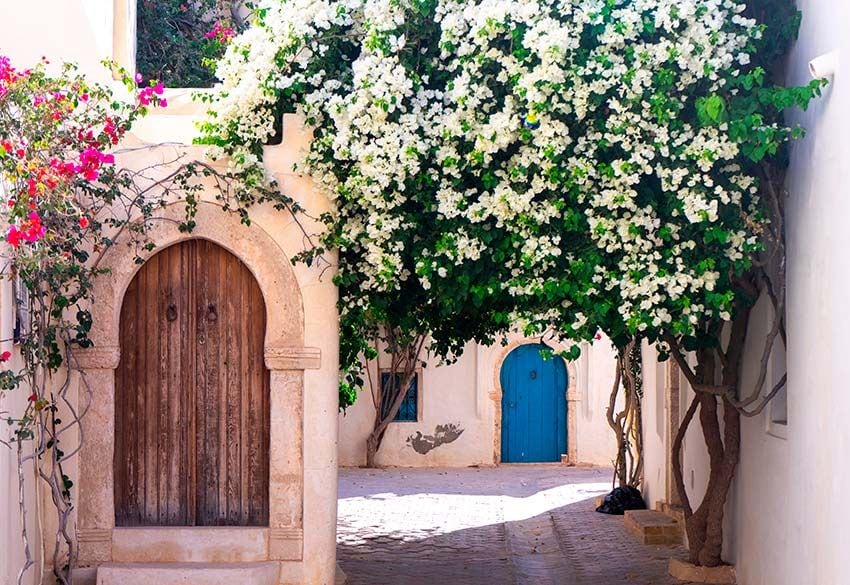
[500,344,568,463]
[113,239,270,527]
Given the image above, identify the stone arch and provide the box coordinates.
[87,200,305,350]
[73,200,316,567]
[490,337,581,465]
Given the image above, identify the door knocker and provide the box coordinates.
[529,370,537,380]
[166,303,178,322]
[206,303,218,322]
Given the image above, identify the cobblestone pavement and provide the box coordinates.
[337,466,691,585]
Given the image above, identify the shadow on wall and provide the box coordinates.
[406,423,465,454]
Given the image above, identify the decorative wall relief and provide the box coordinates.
[406,423,464,455]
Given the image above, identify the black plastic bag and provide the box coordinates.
[595,486,647,515]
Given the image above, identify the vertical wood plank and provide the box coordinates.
[157,251,169,524]
[224,254,240,524]
[187,240,197,526]
[239,261,250,522]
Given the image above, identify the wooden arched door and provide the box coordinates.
[114,240,270,527]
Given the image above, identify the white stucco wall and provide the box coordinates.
[1,280,41,585]
[0,0,117,83]
[638,344,667,507]
[640,3,850,582]
[338,335,620,469]
[732,2,850,583]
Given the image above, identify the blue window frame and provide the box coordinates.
[380,372,419,422]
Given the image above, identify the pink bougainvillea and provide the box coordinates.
[0,55,167,250]
[205,22,235,43]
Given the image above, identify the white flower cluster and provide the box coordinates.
[201,0,765,336]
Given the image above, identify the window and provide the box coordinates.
[766,340,787,439]
[133,0,247,88]
[13,275,29,344]
[380,372,419,422]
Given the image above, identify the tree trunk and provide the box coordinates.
[364,333,425,468]
[670,309,750,567]
[606,338,644,489]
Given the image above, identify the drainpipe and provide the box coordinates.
[809,51,839,80]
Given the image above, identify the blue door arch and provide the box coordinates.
[500,344,567,463]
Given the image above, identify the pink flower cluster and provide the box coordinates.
[134,74,167,107]
[0,55,27,98]
[7,212,45,247]
[205,22,235,43]
[1,54,170,251]
[77,147,115,181]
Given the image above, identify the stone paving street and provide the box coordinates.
[337,466,692,585]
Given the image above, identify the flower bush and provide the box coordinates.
[198,0,817,401]
[0,56,176,583]
[199,0,823,560]
[136,0,248,87]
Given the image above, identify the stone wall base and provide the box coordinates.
[669,558,736,584]
[624,510,683,545]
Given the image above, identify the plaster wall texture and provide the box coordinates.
[338,333,621,468]
[638,344,667,507]
[0,0,118,84]
[0,278,41,585]
[731,2,850,583]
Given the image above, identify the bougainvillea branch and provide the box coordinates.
[0,53,311,582]
[0,55,174,584]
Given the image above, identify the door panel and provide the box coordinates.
[500,344,568,463]
[114,240,270,527]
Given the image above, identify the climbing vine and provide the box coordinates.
[607,337,644,489]
[0,54,303,583]
[0,56,174,584]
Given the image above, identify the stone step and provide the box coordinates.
[624,509,683,545]
[111,527,268,563]
[655,500,687,525]
[96,561,280,585]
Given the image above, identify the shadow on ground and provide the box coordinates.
[337,467,691,585]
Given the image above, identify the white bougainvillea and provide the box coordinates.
[198,0,811,401]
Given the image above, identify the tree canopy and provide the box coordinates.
[198,0,823,408]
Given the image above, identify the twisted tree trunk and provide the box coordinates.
[365,331,426,468]
[667,308,750,567]
[606,338,644,489]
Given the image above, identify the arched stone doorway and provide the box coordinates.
[70,200,338,582]
[490,337,581,465]
[500,343,568,463]
[114,239,271,527]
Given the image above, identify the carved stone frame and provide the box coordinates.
[490,339,581,465]
[74,202,316,567]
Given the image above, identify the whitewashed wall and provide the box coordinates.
[0,0,117,83]
[733,1,850,583]
[638,345,667,508]
[338,335,621,468]
[0,273,41,585]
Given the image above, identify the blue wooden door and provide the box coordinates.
[500,344,567,463]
